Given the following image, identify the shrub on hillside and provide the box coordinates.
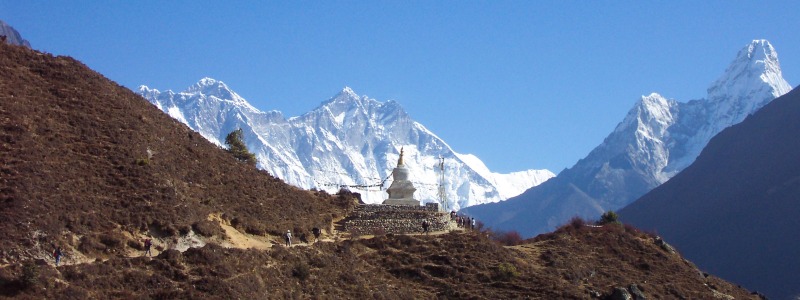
[567,216,586,229]
[292,262,310,281]
[78,235,106,254]
[493,262,519,281]
[192,220,224,238]
[21,261,39,288]
[490,230,524,246]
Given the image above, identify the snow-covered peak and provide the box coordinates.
[341,86,358,98]
[179,78,260,112]
[137,85,154,93]
[318,87,390,118]
[614,93,675,134]
[188,77,231,95]
[708,40,791,100]
[136,85,161,102]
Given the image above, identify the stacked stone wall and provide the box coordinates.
[343,204,450,236]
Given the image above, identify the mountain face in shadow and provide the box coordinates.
[621,86,800,300]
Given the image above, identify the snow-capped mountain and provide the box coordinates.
[463,39,792,237]
[138,81,554,210]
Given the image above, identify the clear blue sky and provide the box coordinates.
[2,1,798,173]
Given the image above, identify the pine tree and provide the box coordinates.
[225,128,257,166]
[597,211,620,225]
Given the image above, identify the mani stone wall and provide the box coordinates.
[343,203,450,236]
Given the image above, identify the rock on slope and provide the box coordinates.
[138,81,554,210]
[621,86,800,300]
[464,40,791,237]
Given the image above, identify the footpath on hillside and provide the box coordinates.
[36,212,477,268]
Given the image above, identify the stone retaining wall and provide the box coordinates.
[343,204,450,236]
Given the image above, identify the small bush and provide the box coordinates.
[292,262,310,281]
[21,261,38,288]
[494,262,519,281]
[475,220,485,231]
[490,230,524,246]
[78,235,107,254]
[192,220,224,237]
[567,216,586,229]
[98,232,123,248]
[134,158,149,166]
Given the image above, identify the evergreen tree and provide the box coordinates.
[597,211,620,225]
[225,128,257,166]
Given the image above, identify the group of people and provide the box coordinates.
[451,211,477,230]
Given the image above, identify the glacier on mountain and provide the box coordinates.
[463,39,793,237]
[138,80,554,210]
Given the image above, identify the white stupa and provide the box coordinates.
[382,147,420,206]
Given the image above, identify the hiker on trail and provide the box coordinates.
[312,227,321,243]
[285,230,292,247]
[471,218,476,230]
[144,238,152,256]
[422,220,430,234]
[53,247,63,266]
[456,216,462,228]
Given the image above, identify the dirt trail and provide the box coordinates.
[207,213,274,250]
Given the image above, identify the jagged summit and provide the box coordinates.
[187,77,236,99]
[340,86,358,97]
[148,78,261,114]
[322,86,375,108]
[708,39,790,100]
[615,93,676,134]
[192,77,228,90]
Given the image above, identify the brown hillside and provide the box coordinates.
[0,42,759,299]
[0,42,355,264]
[0,225,760,299]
